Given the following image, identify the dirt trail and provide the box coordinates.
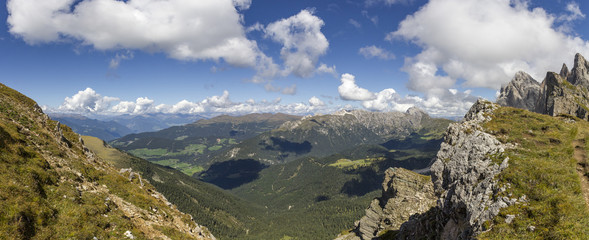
[573,137,589,207]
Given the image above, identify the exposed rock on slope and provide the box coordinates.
[404,100,515,239]
[336,168,436,240]
[339,100,518,240]
[0,83,215,239]
[496,71,540,111]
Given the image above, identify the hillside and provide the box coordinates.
[0,83,215,239]
[110,113,301,176]
[82,135,265,239]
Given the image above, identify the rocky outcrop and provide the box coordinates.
[336,168,436,240]
[535,71,589,120]
[398,100,516,239]
[340,100,518,240]
[496,71,540,111]
[498,53,589,120]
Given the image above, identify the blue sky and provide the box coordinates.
[2,0,589,117]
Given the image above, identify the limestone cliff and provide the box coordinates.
[335,168,436,240]
[338,100,520,240]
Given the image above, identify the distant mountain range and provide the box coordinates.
[49,113,204,141]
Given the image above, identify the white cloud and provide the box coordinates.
[316,63,338,77]
[59,88,119,113]
[358,45,395,60]
[111,97,155,114]
[109,50,134,69]
[349,19,361,28]
[337,73,477,116]
[338,73,376,101]
[54,88,339,116]
[232,0,251,10]
[308,96,325,106]
[7,0,264,67]
[264,9,329,78]
[362,89,397,111]
[559,2,585,22]
[389,0,589,97]
[201,90,233,108]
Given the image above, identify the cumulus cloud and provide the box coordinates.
[54,88,337,116]
[308,96,325,106]
[7,0,264,67]
[389,0,589,96]
[111,97,155,114]
[338,73,376,101]
[358,45,395,60]
[59,88,119,113]
[316,63,338,77]
[264,9,329,78]
[201,90,233,108]
[337,73,476,116]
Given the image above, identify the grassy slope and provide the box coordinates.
[479,107,589,239]
[0,83,208,239]
[82,135,265,239]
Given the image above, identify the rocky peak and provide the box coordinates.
[560,63,570,78]
[497,53,589,120]
[568,53,589,88]
[496,71,540,111]
[405,106,426,116]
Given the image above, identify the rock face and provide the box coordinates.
[496,71,540,111]
[402,100,515,239]
[336,168,436,240]
[498,53,589,120]
[339,100,517,240]
[535,71,589,119]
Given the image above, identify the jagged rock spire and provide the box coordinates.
[567,53,589,88]
[560,63,569,78]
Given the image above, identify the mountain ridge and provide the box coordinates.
[0,83,215,239]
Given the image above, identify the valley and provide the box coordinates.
[73,100,452,239]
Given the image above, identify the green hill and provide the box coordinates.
[0,83,214,239]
